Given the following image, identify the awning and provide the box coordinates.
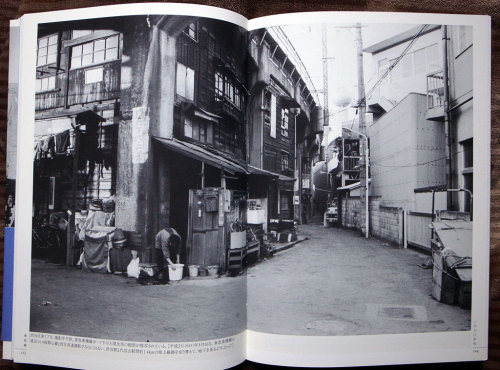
[337,178,372,191]
[153,137,248,175]
[278,174,296,182]
[247,165,279,178]
[183,103,221,123]
[279,95,301,109]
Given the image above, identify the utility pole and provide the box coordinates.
[356,23,369,238]
[322,24,329,201]
[322,24,329,127]
[442,25,453,210]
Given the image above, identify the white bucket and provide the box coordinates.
[188,265,199,277]
[207,265,218,276]
[168,264,184,281]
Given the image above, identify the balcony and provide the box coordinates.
[426,71,445,121]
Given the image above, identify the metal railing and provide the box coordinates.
[426,71,445,110]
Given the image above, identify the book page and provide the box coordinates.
[246,11,490,367]
[8,3,250,369]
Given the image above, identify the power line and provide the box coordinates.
[371,148,464,169]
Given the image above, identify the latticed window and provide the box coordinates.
[37,34,58,66]
[36,76,56,92]
[214,71,243,109]
[71,34,119,69]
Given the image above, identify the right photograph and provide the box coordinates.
[246,22,473,336]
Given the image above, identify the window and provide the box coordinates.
[184,118,213,144]
[281,108,289,137]
[270,94,277,138]
[426,43,440,72]
[37,34,58,66]
[36,76,56,92]
[177,63,195,100]
[280,192,290,212]
[413,48,426,75]
[85,67,103,84]
[215,72,224,101]
[389,43,441,82]
[213,71,244,109]
[263,90,272,124]
[281,152,290,171]
[71,30,94,39]
[457,26,473,55]
[71,34,119,69]
[378,59,389,78]
[184,22,198,41]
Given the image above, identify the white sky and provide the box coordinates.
[278,23,420,140]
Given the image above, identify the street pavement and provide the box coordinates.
[30,261,246,342]
[247,222,471,336]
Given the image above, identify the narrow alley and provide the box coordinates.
[247,222,471,336]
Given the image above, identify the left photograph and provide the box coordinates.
[29,15,248,342]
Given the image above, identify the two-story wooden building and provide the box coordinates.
[115,16,249,270]
[247,29,323,227]
[34,19,123,264]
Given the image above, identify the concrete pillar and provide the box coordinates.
[115,19,178,258]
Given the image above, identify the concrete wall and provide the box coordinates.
[341,194,403,244]
[368,93,446,210]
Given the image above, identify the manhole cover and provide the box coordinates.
[304,320,346,333]
[381,306,415,319]
[366,304,428,321]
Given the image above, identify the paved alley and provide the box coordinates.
[30,261,246,342]
[247,223,471,336]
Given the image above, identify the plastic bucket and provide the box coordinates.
[206,265,218,276]
[188,265,199,277]
[168,264,184,281]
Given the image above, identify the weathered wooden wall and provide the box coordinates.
[0,1,499,370]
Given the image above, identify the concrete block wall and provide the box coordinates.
[341,195,403,245]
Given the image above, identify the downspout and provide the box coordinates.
[442,25,453,209]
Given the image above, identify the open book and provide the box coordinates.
[2,3,491,369]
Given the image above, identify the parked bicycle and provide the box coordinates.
[32,216,64,264]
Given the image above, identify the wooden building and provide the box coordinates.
[247,29,323,226]
[115,16,249,270]
[34,20,123,264]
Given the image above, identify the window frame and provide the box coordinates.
[183,22,198,41]
[70,33,120,70]
[37,34,59,67]
[35,75,56,93]
[176,62,195,101]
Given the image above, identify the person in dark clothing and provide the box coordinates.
[154,227,181,283]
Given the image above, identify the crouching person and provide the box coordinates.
[154,227,181,284]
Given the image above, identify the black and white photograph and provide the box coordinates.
[245,22,474,336]
[30,15,249,343]
[5,3,489,368]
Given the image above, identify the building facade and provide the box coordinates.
[247,29,322,226]
[337,24,473,246]
[34,19,123,263]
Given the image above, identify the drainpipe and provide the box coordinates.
[442,25,453,210]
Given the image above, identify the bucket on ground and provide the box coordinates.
[168,264,184,281]
[188,265,199,277]
[206,265,218,276]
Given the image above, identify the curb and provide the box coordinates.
[272,236,307,254]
